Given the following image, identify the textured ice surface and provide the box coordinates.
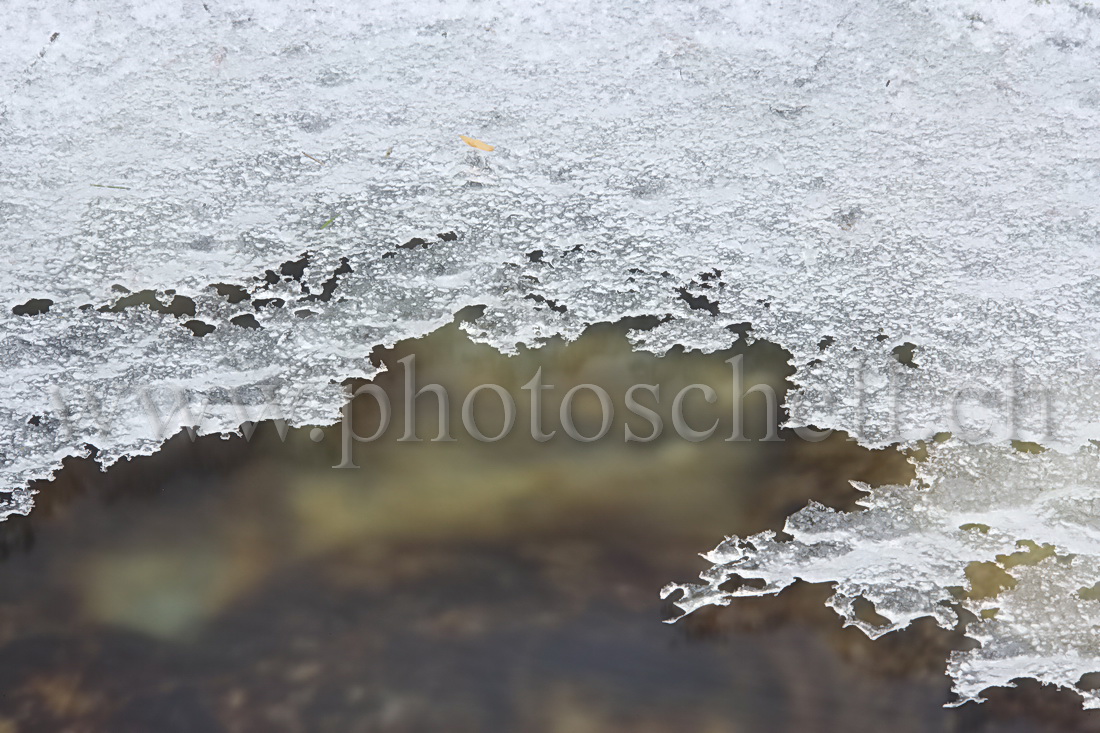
[4,0,1100,706]
[950,556,1100,709]
[664,440,1100,706]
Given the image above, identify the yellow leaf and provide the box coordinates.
[460,134,495,152]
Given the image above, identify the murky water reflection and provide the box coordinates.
[0,323,1094,731]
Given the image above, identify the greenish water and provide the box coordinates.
[0,323,1093,732]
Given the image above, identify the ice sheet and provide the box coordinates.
[4,0,1100,705]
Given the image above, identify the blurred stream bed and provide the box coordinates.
[0,322,1094,732]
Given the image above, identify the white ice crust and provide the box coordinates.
[4,0,1100,707]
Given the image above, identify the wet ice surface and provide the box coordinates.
[4,0,1100,710]
[949,557,1100,710]
[665,440,1100,708]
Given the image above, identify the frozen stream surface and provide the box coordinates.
[4,0,1100,708]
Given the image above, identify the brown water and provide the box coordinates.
[0,323,1096,732]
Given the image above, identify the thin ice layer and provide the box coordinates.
[950,557,1100,709]
[664,440,1100,707]
[4,0,1100,707]
[2,0,1100,465]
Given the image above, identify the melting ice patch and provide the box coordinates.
[3,0,1100,708]
[950,557,1100,709]
[664,441,1100,707]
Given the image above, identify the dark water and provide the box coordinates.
[0,323,1096,732]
